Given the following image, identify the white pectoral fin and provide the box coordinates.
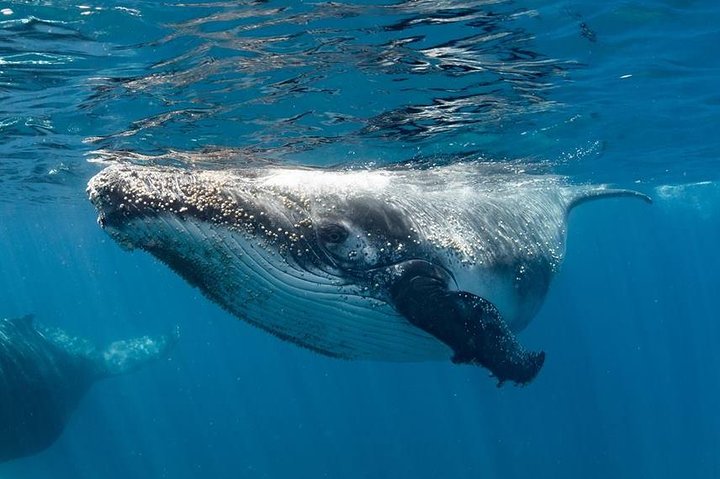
[100,327,179,377]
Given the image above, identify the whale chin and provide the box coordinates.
[87,165,452,362]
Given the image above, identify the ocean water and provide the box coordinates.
[1,1,719,478]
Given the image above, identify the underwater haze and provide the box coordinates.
[1,1,719,478]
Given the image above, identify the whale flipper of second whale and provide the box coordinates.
[0,315,178,462]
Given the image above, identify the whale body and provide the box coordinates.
[0,315,177,462]
[88,161,648,385]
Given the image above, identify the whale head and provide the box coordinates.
[88,164,423,282]
[87,164,453,361]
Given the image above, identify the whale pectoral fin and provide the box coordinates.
[389,261,545,386]
[99,326,180,378]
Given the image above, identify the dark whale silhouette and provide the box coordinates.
[0,315,177,462]
[88,161,649,385]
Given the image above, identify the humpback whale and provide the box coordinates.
[0,315,177,462]
[87,162,649,385]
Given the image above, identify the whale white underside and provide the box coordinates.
[119,213,453,362]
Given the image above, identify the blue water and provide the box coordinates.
[1,1,719,477]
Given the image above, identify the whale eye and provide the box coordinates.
[319,223,349,244]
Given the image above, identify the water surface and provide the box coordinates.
[1,1,719,477]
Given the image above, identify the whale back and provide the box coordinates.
[254,164,650,332]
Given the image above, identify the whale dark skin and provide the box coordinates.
[0,315,177,462]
